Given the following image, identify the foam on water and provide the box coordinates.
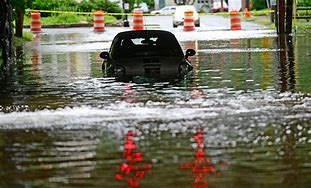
[0,92,310,132]
[198,48,279,53]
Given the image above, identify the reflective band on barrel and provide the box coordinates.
[132,10,144,30]
[230,11,241,30]
[93,11,105,32]
[31,12,42,33]
[94,16,104,21]
[184,10,195,31]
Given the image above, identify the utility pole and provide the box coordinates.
[277,0,286,34]
[285,0,293,34]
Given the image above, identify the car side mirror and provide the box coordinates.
[99,51,110,59]
[185,49,196,58]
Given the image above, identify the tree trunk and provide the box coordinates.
[277,0,286,34]
[245,0,250,9]
[0,0,15,77]
[15,9,24,38]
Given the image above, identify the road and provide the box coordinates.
[29,15,274,54]
[140,15,266,30]
[1,13,310,188]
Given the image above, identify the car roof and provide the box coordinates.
[114,30,176,39]
[111,30,184,58]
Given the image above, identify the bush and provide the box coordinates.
[30,0,122,17]
[78,0,121,13]
[32,0,78,11]
[14,0,123,14]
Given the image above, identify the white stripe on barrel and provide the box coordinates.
[183,10,195,31]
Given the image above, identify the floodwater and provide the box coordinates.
[0,28,310,188]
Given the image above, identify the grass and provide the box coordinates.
[0,32,31,70]
[15,32,33,46]
[250,9,271,16]
[0,56,3,69]
[295,20,311,32]
[23,13,117,25]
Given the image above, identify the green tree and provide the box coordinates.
[11,0,32,37]
[251,0,267,10]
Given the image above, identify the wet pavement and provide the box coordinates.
[0,17,310,187]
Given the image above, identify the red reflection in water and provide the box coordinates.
[115,131,152,187]
[191,89,205,100]
[181,130,226,188]
[32,35,42,65]
[122,83,138,103]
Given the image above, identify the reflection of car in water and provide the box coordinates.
[100,30,195,78]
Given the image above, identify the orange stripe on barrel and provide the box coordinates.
[183,10,195,31]
[30,12,42,33]
[132,10,144,30]
[230,11,241,30]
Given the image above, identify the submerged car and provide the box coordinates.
[150,6,177,15]
[99,30,195,77]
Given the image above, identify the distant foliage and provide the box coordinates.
[251,0,267,10]
[298,0,311,6]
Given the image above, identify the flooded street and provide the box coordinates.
[0,26,310,187]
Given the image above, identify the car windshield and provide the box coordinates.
[111,31,184,58]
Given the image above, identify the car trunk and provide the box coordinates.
[117,56,183,76]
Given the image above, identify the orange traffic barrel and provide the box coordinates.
[243,8,251,18]
[132,10,144,30]
[93,10,105,32]
[30,12,42,33]
[183,10,195,31]
[230,11,241,30]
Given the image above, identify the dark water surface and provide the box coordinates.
[0,29,310,188]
